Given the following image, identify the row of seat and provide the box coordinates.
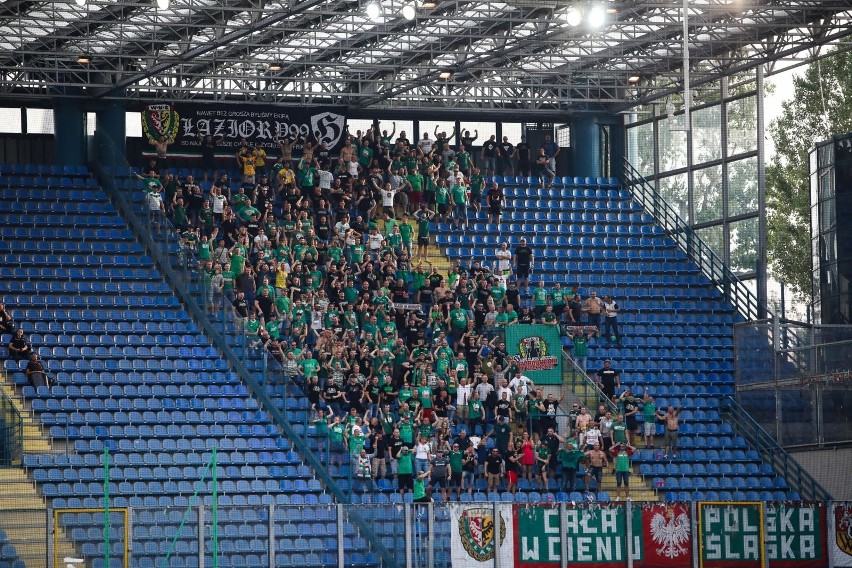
[0,200,113,213]
[1,267,160,281]
[631,447,760,464]
[0,163,89,176]
[0,241,143,255]
[36,463,314,485]
[0,253,153,267]
[664,490,800,503]
[0,188,104,201]
[0,213,127,227]
[26,369,241,387]
[0,176,97,189]
[503,185,625,198]
[653,475,787,491]
[0,227,133,241]
[1,279,166,295]
[641,461,775,478]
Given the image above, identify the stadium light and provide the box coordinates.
[365,1,382,20]
[564,7,582,26]
[402,3,416,20]
[74,0,86,6]
[587,5,606,28]
[156,0,170,10]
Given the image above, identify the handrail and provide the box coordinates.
[622,158,768,322]
[720,395,832,502]
[561,347,620,415]
[91,131,398,568]
[0,387,23,466]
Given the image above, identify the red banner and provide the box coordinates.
[634,503,693,568]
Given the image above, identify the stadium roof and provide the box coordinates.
[1,0,851,114]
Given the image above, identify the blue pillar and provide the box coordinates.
[53,96,86,166]
[571,116,601,179]
[95,96,127,171]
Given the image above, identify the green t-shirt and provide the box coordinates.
[614,449,632,472]
[572,335,589,357]
[397,450,413,474]
[643,401,657,421]
[399,223,413,243]
[435,186,449,205]
[612,422,627,444]
[533,287,549,306]
[558,449,585,469]
[451,184,467,204]
[449,308,468,329]
[413,478,426,500]
[449,450,464,473]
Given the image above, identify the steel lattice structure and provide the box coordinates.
[1,0,851,112]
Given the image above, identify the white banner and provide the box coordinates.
[450,503,514,567]
[831,502,852,567]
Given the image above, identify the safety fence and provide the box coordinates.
[2,500,850,568]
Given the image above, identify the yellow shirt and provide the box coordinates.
[241,156,256,176]
[252,148,267,167]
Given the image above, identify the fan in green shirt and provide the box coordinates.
[533,284,549,307]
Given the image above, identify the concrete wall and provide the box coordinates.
[788,447,852,500]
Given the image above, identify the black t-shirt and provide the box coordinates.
[516,142,531,162]
[485,454,504,474]
[482,140,498,157]
[515,246,533,267]
[598,368,619,391]
[499,143,514,159]
[455,435,472,453]
[307,382,322,404]
[495,399,512,418]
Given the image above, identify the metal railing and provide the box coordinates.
[91,131,398,568]
[623,158,766,322]
[721,395,832,502]
[0,388,22,466]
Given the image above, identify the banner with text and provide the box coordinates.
[450,503,514,567]
[514,503,627,567]
[831,503,852,567]
[166,104,348,154]
[698,502,765,568]
[764,502,827,568]
[505,324,563,385]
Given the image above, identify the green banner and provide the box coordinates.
[505,324,563,385]
[699,502,765,568]
[514,504,627,567]
[765,503,827,568]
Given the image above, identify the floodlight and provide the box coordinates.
[438,70,453,80]
[76,54,92,64]
[565,7,582,27]
[628,75,640,83]
[156,0,170,9]
[588,5,606,28]
[402,3,416,20]
[365,1,382,20]
[74,0,86,6]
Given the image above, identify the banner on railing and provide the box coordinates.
[167,103,348,153]
[831,503,852,567]
[698,502,765,568]
[450,504,514,566]
[633,503,693,568]
[505,324,562,385]
[764,502,827,567]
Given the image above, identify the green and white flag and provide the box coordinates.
[505,324,562,385]
[450,504,514,567]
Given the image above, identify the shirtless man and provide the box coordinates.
[584,442,608,492]
[339,138,356,164]
[657,405,681,458]
[574,406,593,438]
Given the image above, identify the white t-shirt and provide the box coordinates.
[418,138,433,154]
[318,170,333,190]
[456,384,472,407]
[211,194,226,214]
[496,248,512,272]
[415,442,431,460]
[146,191,162,211]
[381,188,397,207]
[368,232,384,251]
[508,376,532,396]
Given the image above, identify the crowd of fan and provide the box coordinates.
[136,124,661,501]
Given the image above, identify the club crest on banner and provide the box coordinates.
[458,507,506,562]
[311,112,345,148]
[837,505,852,557]
[142,104,180,144]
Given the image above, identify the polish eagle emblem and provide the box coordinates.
[650,507,690,559]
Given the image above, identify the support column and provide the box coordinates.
[756,65,769,318]
[53,95,86,166]
[571,116,601,179]
[95,96,127,171]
